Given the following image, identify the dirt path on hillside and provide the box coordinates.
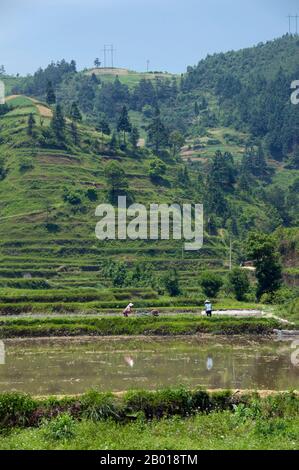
[6,95,53,118]
[29,97,53,118]
[5,95,20,101]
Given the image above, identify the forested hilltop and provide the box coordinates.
[0,34,298,318]
[8,34,299,157]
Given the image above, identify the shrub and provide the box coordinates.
[232,400,261,424]
[0,156,7,180]
[80,390,120,421]
[200,272,223,298]
[228,267,250,301]
[45,222,60,233]
[63,187,82,205]
[254,418,288,437]
[104,161,131,204]
[0,389,298,431]
[0,393,37,428]
[86,188,98,201]
[148,158,167,183]
[19,159,34,173]
[42,413,76,441]
[260,392,299,419]
[125,388,193,419]
[192,390,211,412]
[209,390,233,410]
[260,287,297,305]
[0,104,10,116]
[162,269,181,296]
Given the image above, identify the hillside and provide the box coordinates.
[0,95,233,314]
[85,67,175,88]
[0,35,298,316]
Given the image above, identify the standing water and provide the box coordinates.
[0,336,298,395]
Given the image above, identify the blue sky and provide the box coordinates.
[0,0,298,75]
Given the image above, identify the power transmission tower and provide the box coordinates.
[146,60,150,73]
[102,45,116,68]
[288,14,292,33]
[101,45,107,68]
[287,14,299,34]
[110,44,116,68]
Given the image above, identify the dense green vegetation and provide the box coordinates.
[0,35,298,323]
[0,316,282,338]
[0,389,298,449]
[0,23,298,453]
[1,412,298,450]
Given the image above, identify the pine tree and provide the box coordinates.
[71,121,79,146]
[51,104,66,145]
[146,107,169,155]
[27,113,36,136]
[239,145,270,183]
[209,150,235,192]
[70,102,82,122]
[104,161,129,204]
[98,119,111,136]
[117,106,132,146]
[46,80,56,105]
[253,144,269,180]
[286,150,299,169]
[94,58,101,68]
[109,131,118,152]
[129,126,140,149]
[194,101,199,117]
[169,130,184,158]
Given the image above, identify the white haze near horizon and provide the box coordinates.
[0,0,298,75]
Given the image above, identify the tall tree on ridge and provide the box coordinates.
[27,113,36,136]
[70,102,82,122]
[117,106,132,146]
[51,104,66,145]
[46,80,56,105]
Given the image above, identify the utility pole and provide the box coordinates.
[146,60,150,73]
[229,237,232,271]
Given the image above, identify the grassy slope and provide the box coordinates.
[0,87,297,321]
[0,96,236,315]
[85,67,176,88]
[1,413,298,450]
[0,389,298,450]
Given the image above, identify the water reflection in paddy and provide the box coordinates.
[0,335,298,395]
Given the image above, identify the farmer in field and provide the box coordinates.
[204,300,212,317]
[123,302,134,317]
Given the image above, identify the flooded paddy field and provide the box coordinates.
[0,335,298,395]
